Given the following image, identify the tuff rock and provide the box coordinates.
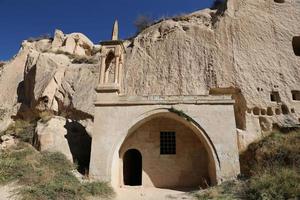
[0,0,299,152]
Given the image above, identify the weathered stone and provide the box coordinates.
[35,116,73,161]
[63,37,76,55]
[52,29,65,49]
[0,134,17,150]
[0,0,299,189]
[112,20,119,40]
[0,44,31,132]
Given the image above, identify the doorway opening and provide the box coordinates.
[123,149,142,186]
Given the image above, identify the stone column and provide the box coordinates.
[100,55,106,85]
[118,54,124,91]
[114,56,120,84]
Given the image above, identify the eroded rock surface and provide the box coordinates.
[0,0,299,151]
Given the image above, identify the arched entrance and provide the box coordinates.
[119,112,217,189]
[123,149,142,186]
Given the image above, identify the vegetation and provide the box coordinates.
[0,120,36,144]
[168,107,193,122]
[194,130,300,200]
[0,143,114,200]
[71,55,99,64]
[0,118,114,199]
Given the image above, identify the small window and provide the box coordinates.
[292,90,300,101]
[160,132,176,155]
[292,36,300,56]
[270,91,281,102]
[274,0,284,3]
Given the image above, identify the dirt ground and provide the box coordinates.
[115,187,196,200]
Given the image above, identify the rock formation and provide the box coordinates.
[0,0,299,154]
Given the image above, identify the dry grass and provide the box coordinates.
[0,143,114,200]
[0,120,36,144]
[0,118,114,200]
[194,130,300,200]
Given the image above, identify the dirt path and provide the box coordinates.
[115,187,196,200]
[0,182,18,200]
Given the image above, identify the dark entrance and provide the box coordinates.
[123,149,142,186]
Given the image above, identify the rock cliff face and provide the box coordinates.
[0,0,299,150]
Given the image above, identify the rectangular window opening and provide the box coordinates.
[292,90,300,101]
[270,91,281,102]
[292,36,300,56]
[160,131,176,155]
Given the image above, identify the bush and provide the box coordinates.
[193,180,244,200]
[195,130,300,200]
[82,182,114,198]
[245,167,300,200]
[0,120,36,144]
[240,131,300,177]
[71,56,98,64]
[0,143,114,200]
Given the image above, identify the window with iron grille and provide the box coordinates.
[160,132,176,155]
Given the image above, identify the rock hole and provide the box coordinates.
[253,107,260,116]
[291,108,295,113]
[292,90,300,101]
[292,36,300,56]
[64,120,92,175]
[274,0,285,3]
[270,91,281,102]
[260,109,266,115]
[259,117,271,132]
[257,87,263,92]
[41,96,49,104]
[281,104,289,115]
[267,107,274,116]
[275,108,281,115]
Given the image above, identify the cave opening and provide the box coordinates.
[64,120,92,175]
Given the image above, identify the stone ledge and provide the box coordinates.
[95,95,234,106]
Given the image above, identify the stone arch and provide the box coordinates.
[111,109,219,188]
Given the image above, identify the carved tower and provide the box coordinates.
[96,20,125,94]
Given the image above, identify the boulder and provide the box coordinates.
[56,32,94,56]
[0,44,32,132]
[0,134,17,150]
[52,29,65,49]
[35,116,73,161]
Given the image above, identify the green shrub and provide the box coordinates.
[240,131,300,177]
[195,130,300,200]
[71,56,98,64]
[0,120,36,143]
[0,143,114,200]
[0,143,36,184]
[82,182,115,198]
[245,167,300,200]
[38,111,54,123]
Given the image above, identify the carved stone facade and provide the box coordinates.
[90,22,240,189]
[96,21,125,93]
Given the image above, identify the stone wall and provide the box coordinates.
[120,117,210,188]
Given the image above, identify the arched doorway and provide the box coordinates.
[123,149,142,186]
[119,113,216,189]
